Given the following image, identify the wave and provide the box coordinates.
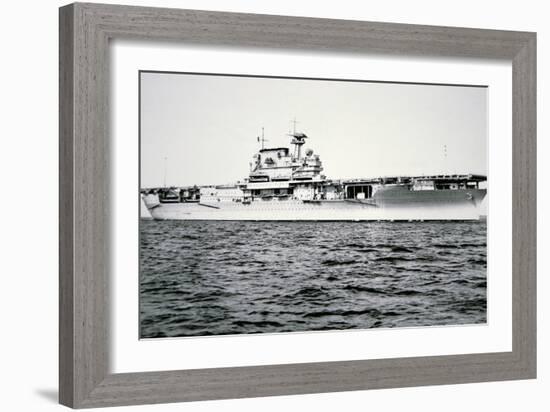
[344,285,387,294]
[321,259,357,266]
[391,246,415,253]
[303,308,381,318]
[232,320,284,328]
[432,242,486,249]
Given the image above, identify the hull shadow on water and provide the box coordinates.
[139,220,487,338]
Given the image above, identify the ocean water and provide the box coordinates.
[140,220,487,338]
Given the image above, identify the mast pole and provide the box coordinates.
[444,144,447,173]
[163,156,167,188]
[291,118,299,158]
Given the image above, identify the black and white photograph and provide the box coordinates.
[139,71,488,339]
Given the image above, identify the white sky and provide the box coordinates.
[140,72,487,188]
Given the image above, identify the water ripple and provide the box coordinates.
[140,220,487,338]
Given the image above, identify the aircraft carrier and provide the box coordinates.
[142,129,486,221]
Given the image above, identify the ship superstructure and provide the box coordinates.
[143,129,486,221]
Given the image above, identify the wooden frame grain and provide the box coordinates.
[59,2,536,408]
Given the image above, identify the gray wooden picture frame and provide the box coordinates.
[59,2,536,409]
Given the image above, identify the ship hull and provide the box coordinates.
[143,187,486,221]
